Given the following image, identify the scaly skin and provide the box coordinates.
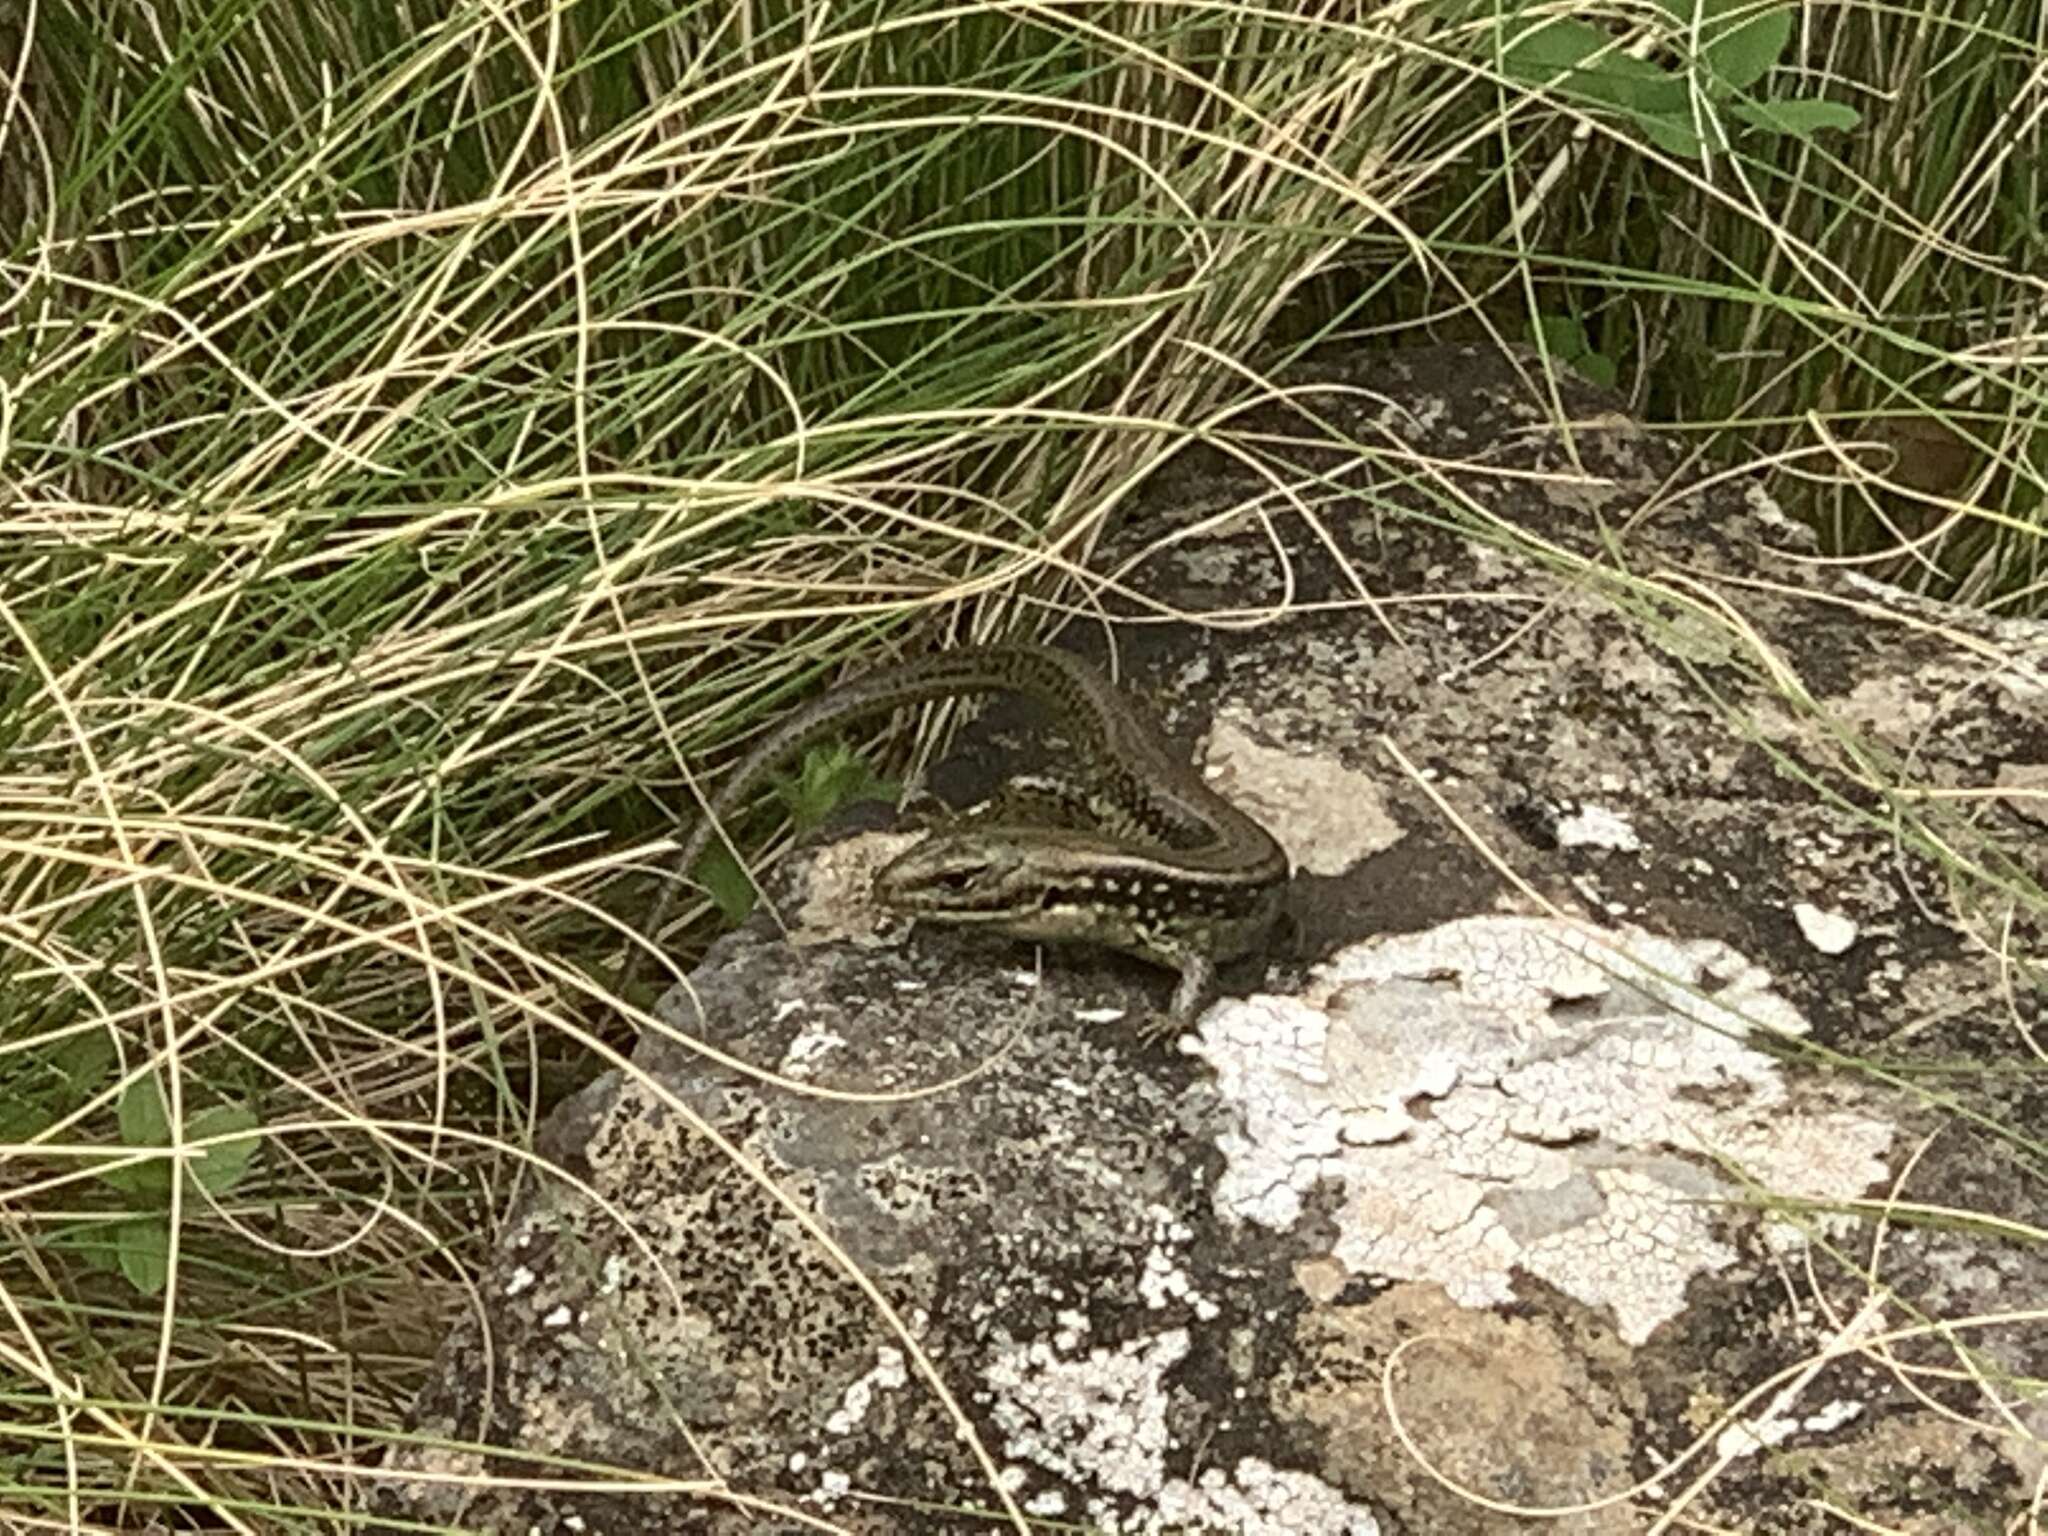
[623,643,1287,1018]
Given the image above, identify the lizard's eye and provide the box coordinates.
[935,868,979,890]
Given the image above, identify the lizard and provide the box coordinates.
[620,643,1289,1021]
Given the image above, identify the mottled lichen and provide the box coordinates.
[1195,915,1896,1344]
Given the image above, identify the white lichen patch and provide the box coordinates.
[1717,1396,1865,1461]
[986,1329,1376,1533]
[1791,901,1858,955]
[1555,803,1642,852]
[1157,1458,1381,1534]
[788,831,923,948]
[781,1021,848,1073]
[1191,916,1895,1344]
[1204,710,1403,876]
[986,1329,1188,1499]
[824,1346,907,1435]
[1742,480,1807,538]
[1139,1207,1218,1319]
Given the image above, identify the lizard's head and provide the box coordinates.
[875,830,1161,956]
[873,834,1043,921]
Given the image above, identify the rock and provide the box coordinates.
[377,345,2046,1533]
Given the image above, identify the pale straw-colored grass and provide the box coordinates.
[1,0,2041,1527]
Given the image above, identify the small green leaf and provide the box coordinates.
[75,1229,121,1274]
[694,842,760,926]
[1730,97,1861,137]
[781,744,895,834]
[1704,7,1793,92]
[184,1105,260,1195]
[108,1084,258,1200]
[689,744,900,931]
[1638,108,1711,157]
[116,1218,171,1297]
[98,1155,173,1200]
[118,1078,169,1146]
[55,1031,114,1091]
[1533,314,1618,387]
[1576,351,1620,389]
[1536,313,1589,358]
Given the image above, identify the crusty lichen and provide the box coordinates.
[1194,915,1895,1344]
[985,1325,1381,1533]
[1204,708,1404,877]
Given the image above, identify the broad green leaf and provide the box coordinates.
[116,1219,171,1297]
[1638,109,1710,158]
[1704,6,1793,92]
[1577,52,1690,114]
[1500,21,1688,113]
[1501,18,1607,76]
[184,1105,260,1195]
[1648,0,1749,23]
[0,1103,51,1141]
[1731,97,1861,137]
[118,1077,169,1146]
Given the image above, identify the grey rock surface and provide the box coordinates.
[381,345,2047,1533]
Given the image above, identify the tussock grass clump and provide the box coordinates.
[0,0,2040,1526]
